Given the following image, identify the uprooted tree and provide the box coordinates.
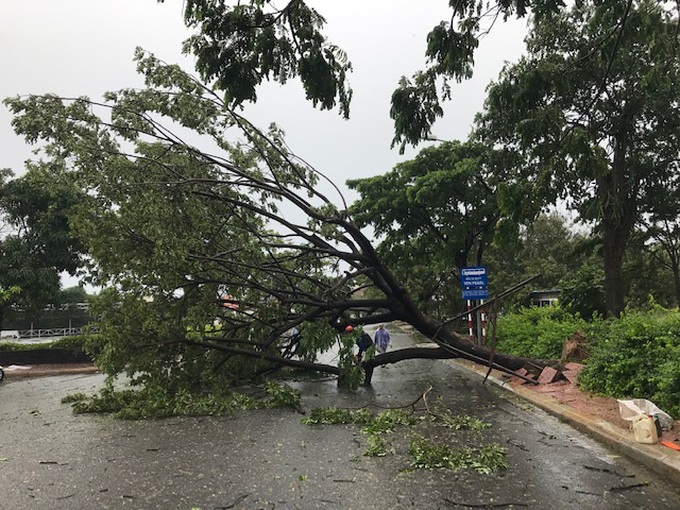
[5,52,553,393]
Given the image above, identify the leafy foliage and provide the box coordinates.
[476,0,680,316]
[579,306,680,418]
[495,303,680,417]
[335,334,365,391]
[496,306,587,359]
[347,141,509,318]
[625,229,679,308]
[302,405,504,472]
[181,0,352,117]
[407,436,507,473]
[432,410,491,431]
[388,0,565,151]
[558,263,606,321]
[168,1,573,152]
[300,407,374,426]
[5,52,396,390]
[0,168,86,327]
[486,213,599,310]
[62,380,301,420]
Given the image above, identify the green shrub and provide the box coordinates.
[496,305,586,359]
[0,334,91,352]
[579,306,680,418]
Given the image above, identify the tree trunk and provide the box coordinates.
[599,131,636,318]
[602,226,629,317]
[361,341,558,384]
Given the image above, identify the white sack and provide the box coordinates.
[617,398,673,430]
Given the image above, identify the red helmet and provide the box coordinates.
[344,325,354,333]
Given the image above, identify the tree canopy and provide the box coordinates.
[346,141,509,317]
[475,0,680,316]
[167,0,569,150]
[0,167,85,328]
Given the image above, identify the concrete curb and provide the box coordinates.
[2,365,99,379]
[449,358,680,486]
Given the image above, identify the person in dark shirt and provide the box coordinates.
[344,325,374,362]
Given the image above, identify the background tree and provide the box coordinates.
[559,262,607,320]
[59,285,90,305]
[622,230,677,308]
[485,213,600,311]
[346,141,508,319]
[475,0,680,316]
[0,168,85,329]
[638,174,680,307]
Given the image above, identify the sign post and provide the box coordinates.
[461,267,489,343]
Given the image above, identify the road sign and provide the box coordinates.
[462,287,489,299]
[461,266,488,300]
[461,266,488,288]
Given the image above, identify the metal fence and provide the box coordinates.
[18,328,85,339]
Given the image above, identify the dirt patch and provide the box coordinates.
[512,375,680,444]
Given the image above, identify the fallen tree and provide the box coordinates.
[6,52,556,392]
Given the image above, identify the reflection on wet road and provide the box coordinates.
[1,327,678,509]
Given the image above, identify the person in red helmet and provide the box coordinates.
[344,325,373,362]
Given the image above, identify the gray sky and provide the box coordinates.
[1,1,527,182]
[0,1,527,286]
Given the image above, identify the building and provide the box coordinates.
[528,289,560,307]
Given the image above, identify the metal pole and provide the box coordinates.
[480,299,486,345]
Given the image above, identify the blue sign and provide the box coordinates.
[461,266,488,287]
[461,266,488,300]
[462,287,489,300]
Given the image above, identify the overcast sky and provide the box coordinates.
[0,1,528,286]
[1,1,528,182]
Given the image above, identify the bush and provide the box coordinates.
[579,306,680,418]
[495,305,587,359]
[0,334,90,352]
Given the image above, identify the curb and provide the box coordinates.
[2,365,99,380]
[450,358,680,486]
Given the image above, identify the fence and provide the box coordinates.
[18,327,86,339]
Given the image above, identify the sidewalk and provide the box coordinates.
[450,357,680,486]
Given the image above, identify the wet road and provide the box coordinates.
[1,329,679,509]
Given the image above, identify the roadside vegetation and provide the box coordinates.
[0,335,89,352]
[497,304,680,418]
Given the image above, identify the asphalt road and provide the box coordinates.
[1,329,679,509]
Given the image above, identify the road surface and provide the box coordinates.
[1,328,679,509]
